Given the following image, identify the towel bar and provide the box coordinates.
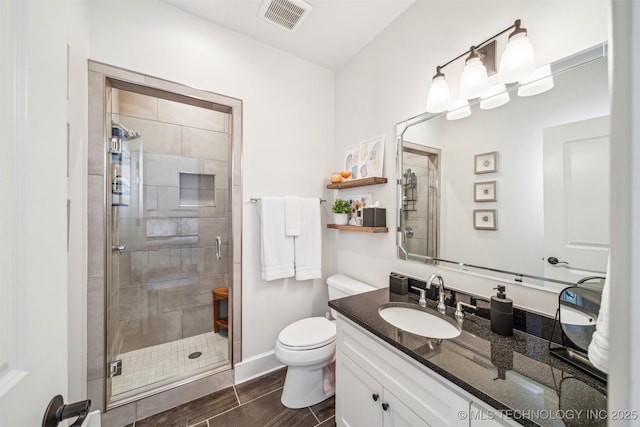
[250,197,326,203]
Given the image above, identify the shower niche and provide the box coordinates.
[88,61,242,417]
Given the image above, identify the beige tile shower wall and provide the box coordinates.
[157,98,228,133]
[113,90,231,354]
[117,90,156,120]
[116,90,228,133]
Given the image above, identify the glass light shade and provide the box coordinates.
[480,83,510,110]
[498,32,535,84]
[459,57,489,100]
[446,99,471,121]
[518,64,554,97]
[426,76,451,113]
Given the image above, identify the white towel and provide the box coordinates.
[294,198,322,280]
[588,254,610,373]
[260,197,295,281]
[284,196,302,237]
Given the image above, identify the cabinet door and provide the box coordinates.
[383,388,431,427]
[336,349,383,427]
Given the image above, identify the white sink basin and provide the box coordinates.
[378,304,461,339]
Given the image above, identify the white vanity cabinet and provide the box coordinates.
[335,316,518,427]
[336,316,470,427]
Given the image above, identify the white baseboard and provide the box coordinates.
[234,350,284,384]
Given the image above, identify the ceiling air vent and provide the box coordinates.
[258,0,312,31]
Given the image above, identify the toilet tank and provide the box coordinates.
[327,274,375,317]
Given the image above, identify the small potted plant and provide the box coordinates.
[332,199,351,225]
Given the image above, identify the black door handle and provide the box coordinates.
[547,256,569,266]
[42,395,91,427]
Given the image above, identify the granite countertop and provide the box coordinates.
[329,288,607,427]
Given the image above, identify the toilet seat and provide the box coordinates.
[277,317,336,351]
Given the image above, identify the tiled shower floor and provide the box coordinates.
[111,331,229,397]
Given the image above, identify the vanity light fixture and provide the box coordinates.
[425,66,451,113]
[498,20,536,84]
[459,47,490,100]
[446,99,471,120]
[480,83,510,110]
[425,19,542,119]
[517,64,554,97]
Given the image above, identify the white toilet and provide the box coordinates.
[275,274,375,408]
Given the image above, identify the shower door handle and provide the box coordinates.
[111,244,126,255]
[215,236,222,260]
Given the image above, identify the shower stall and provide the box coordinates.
[401,144,440,258]
[88,61,242,413]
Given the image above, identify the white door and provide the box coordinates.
[336,350,383,427]
[543,115,610,283]
[0,2,70,425]
[383,389,431,427]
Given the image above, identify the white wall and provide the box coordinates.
[88,0,335,377]
[333,0,609,316]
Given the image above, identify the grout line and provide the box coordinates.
[232,384,241,406]
[205,386,286,425]
[202,385,243,425]
[237,386,284,407]
[309,406,321,425]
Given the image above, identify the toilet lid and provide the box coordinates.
[278,317,336,350]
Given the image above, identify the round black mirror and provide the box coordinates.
[558,277,604,352]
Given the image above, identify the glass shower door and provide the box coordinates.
[106,83,232,404]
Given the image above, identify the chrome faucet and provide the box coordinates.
[411,286,427,307]
[426,274,446,314]
[455,301,477,323]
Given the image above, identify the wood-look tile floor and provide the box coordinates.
[131,367,336,427]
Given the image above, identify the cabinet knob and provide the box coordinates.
[372,393,379,402]
[382,402,389,411]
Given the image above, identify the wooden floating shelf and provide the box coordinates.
[326,176,387,189]
[327,224,388,233]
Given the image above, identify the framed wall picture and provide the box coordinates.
[474,209,497,230]
[474,181,497,202]
[474,151,498,174]
[346,193,373,225]
[344,145,361,179]
[344,135,385,180]
[359,135,385,178]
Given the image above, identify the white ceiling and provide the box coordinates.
[162,0,415,70]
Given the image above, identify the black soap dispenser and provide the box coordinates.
[490,285,513,336]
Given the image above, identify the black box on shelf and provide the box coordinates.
[363,207,386,227]
[389,272,408,295]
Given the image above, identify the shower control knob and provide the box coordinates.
[372,393,379,401]
[382,402,389,411]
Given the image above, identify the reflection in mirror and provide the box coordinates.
[400,142,440,260]
[559,280,604,350]
[550,276,606,381]
[396,43,609,290]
